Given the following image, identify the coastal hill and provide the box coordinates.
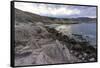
[15,8,96,24]
[15,8,53,24]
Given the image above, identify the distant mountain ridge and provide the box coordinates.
[15,8,96,24]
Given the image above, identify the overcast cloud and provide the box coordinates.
[15,2,96,18]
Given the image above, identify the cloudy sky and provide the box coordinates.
[15,2,96,18]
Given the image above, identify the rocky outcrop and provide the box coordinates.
[15,22,81,66]
[46,27,97,63]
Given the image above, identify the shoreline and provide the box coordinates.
[45,26,97,62]
[45,22,96,25]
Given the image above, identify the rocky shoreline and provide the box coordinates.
[15,22,97,66]
[45,26,97,62]
[14,8,97,66]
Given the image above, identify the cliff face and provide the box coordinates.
[14,8,81,66]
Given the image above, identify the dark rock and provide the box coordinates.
[15,50,32,58]
[71,44,83,51]
[69,38,77,44]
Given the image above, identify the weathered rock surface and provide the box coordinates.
[15,22,81,66]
